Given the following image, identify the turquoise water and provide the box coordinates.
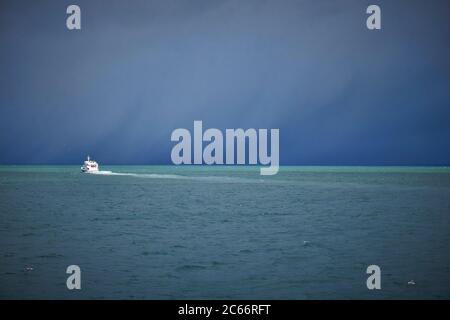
[0,165,449,299]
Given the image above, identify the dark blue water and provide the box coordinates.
[0,166,449,299]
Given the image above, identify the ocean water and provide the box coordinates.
[0,165,449,299]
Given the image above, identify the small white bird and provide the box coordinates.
[407,280,416,285]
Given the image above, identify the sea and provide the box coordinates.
[0,165,449,299]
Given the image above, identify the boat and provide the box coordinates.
[81,155,99,173]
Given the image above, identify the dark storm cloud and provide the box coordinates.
[0,0,449,164]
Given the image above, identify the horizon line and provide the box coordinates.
[0,164,449,167]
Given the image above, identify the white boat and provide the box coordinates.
[81,155,99,173]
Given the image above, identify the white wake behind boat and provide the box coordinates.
[81,155,99,173]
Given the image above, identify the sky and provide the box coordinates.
[0,0,449,165]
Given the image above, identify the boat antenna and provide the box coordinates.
[87,155,90,161]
